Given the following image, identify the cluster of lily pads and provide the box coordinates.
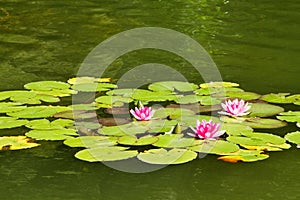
[1,77,300,165]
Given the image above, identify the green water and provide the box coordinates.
[0,0,300,199]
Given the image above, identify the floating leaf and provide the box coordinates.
[75,147,137,162]
[54,110,96,119]
[179,115,221,127]
[240,143,291,151]
[7,106,70,118]
[68,103,98,111]
[0,117,28,129]
[131,90,178,102]
[0,136,40,150]
[200,82,239,88]
[189,140,239,155]
[138,148,198,165]
[26,119,73,130]
[153,108,195,119]
[242,132,286,145]
[175,95,221,105]
[224,91,261,100]
[118,135,158,146]
[0,102,26,113]
[284,131,300,145]
[26,129,78,141]
[72,83,117,92]
[24,81,70,91]
[218,152,269,163]
[249,103,284,117]
[95,96,133,107]
[148,81,198,92]
[194,87,244,96]
[64,136,117,148]
[221,123,253,136]
[277,111,300,123]
[32,89,76,97]
[220,116,286,129]
[68,77,111,85]
[153,134,197,148]
[261,93,295,104]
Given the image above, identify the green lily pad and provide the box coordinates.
[239,143,291,151]
[138,148,197,165]
[0,117,28,129]
[175,95,221,105]
[68,103,98,111]
[68,77,111,85]
[194,87,244,96]
[261,93,295,104]
[284,131,300,145]
[153,108,195,119]
[64,136,117,148]
[95,96,133,107]
[106,88,147,97]
[0,136,40,150]
[148,81,198,92]
[221,123,253,136]
[131,90,178,102]
[220,116,286,129]
[200,82,239,88]
[7,106,70,119]
[218,151,269,163]
[277,111,300,123]
[25,129,78,141]
[75,147,138,162]
[242,132,286,145]
[25,119,74,130]
[223,91,261,100]
[72,83,117,92]
[189,140,240,155]
[0,102,26,113]
[0,90,60,104]
[54,110,97,119]
[249,103,284,117]
[118,135,158,146]
[179,115,221,127]
[153,134,197,148]
[24,81,70,91]
[32,89,76,97]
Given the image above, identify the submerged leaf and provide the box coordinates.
[137,148,198,164]
[0,136,40,150]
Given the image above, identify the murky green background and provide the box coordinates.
[0,0,299,199]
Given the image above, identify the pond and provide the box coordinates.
[0,0,300,199]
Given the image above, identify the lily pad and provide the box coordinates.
[221,123,253,136]
[75,147,138,162]
[249,103,284,117]
[137,148,198,164]
[24,81,70,91]
[118,135,158,146]
[175,95,221,105]
[220,116,286,129]
[277,111,300,123]
[64,136,117,148]
[72,83,117,92]
[218,152,269,163]
[0,102,26,113]
[153,134,197,148]
[0,136,40,150]
[153,108,195,119]
[194,87,244,96]
[148,81,198,92]
[25,129,78,141]
[54,110,97,119]
[224,91,261,100]
[95,96,133,107]
[7,106,70,118]
[200,82,239,88]
[284,131,300,145]
[0,117,28,129]
[131,90,178,102]
[68,77,111,85]
[26,119,74,130]
[68,103,98,111]
[179,115,221,127]
[189,140,239,155]
[261,93,295,104]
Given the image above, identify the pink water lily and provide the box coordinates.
[218,99,251,117]
[188,120,225,139]
[130,104,154,121]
